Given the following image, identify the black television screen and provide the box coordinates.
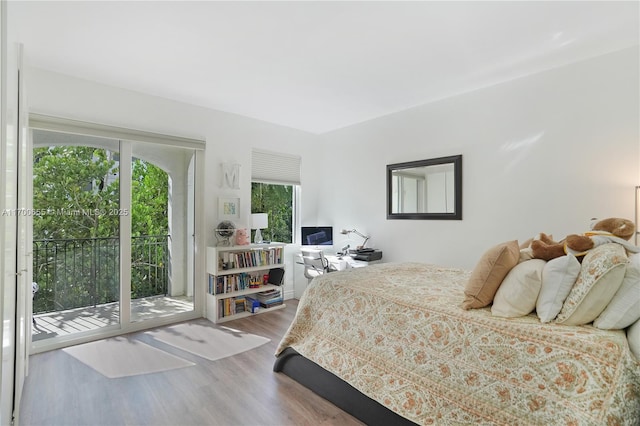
[301,226,333,246]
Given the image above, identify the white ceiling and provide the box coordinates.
[9,1,640,134]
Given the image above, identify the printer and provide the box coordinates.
[351,248,383,262]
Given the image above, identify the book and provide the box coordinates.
[256,289,280,302]
[260,298,283,308]
[245,297,260,313]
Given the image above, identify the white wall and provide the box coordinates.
[309,47,640,270]
[23,46,640,280]
[25,68,317,300]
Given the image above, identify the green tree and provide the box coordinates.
[251,182,293,243]
[33,146,120,312]
[130,159,169,299]
[32,146,171,311]
[131,158,168,237]
[33,146,119,239]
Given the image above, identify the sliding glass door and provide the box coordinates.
[31,128,198,348]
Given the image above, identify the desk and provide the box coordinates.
[293,252,382,299]
[325,255,373,271]
[294,253,378,271]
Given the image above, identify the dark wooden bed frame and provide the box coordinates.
[273,347,417,426]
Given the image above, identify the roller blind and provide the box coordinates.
[251,148,301,185]
[29,113,205,150]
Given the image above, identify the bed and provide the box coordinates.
[274,261,640,425]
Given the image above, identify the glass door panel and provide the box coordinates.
[129,141,195,322]
[32,131,121,342]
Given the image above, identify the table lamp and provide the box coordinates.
[340,228,370,249]
[251,213,268,244]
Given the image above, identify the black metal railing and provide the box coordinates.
[33,235,169,314]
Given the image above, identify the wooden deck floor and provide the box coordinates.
[32,295,194,342]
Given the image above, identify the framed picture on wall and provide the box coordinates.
[218,197,240,220]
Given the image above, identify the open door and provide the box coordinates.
[0,34,30,424]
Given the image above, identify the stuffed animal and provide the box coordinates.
[531,217,638,261]
[236,228,250,245]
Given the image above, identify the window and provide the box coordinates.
[251,182,295,243]
[251,149,301,244]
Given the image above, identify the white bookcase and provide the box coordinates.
[206,243,286,323]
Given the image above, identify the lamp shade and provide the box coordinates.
[251,213,268,230]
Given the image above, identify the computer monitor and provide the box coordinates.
[301,226,333,246]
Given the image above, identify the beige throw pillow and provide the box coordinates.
[555,244,628,326]
[463,240,520,310]
[492,259,546,317]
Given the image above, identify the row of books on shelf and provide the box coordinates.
[209,273,264,294]
[220,247,283,270]
[217,290,284,319]
[218,297,250,318]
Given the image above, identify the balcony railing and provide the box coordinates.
[33,235,169,314]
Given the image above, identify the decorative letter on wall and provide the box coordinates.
[221,163,240,189]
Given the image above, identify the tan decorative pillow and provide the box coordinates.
[462,240,520,309]
[492,259,546,317]
[555,243,628,326]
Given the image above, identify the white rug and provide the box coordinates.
[63,336,195,378]
[146,322,270,361]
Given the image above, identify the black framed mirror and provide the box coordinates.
[387,154,462,220]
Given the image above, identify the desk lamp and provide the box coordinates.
[341,228,370,249]
[251,213,268,244]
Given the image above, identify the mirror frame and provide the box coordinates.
[386,154,462,220]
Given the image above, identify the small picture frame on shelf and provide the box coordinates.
[218,197,240,220]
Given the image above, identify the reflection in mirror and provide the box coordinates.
[387,155,462,220]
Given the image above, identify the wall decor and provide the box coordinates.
[218,197,240,220]
[221,163,240,189]
[387,154,462,220]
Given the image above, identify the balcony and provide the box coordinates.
[32,235,192,341]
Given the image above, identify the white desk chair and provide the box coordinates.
[301,248,329,282]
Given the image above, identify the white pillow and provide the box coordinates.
[492,259,546,318]
[627,319,640,361]
[594,253,640,329]
[556,244,628,326]
[536,254,581,323]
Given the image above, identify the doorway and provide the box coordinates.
[31,128,198,349]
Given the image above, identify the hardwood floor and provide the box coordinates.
[19,300,364,426]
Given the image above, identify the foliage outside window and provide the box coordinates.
[33,146,168,239]
[32,145,170,312]
[251,182,293,244]
[33,146,120,239]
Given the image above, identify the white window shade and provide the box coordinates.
[251,148,301,185]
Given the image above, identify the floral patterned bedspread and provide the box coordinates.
[276,263,640,425]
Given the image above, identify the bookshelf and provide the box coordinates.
[206,243,286,323]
